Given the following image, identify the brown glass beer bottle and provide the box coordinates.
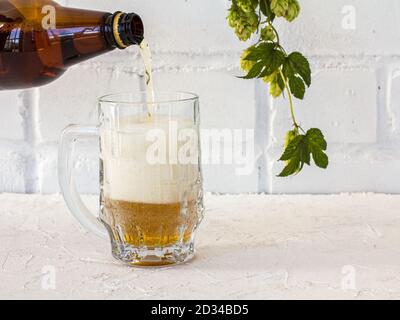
[0,0,144,89]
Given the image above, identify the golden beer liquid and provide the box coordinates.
[102,198,198,248]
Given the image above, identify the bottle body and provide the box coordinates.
[0,0,143,89]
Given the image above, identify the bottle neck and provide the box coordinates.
[104,12,144,49]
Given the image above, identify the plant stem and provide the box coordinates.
[279,69,300,130]
[267,20,287,55]
[267,20,280,44]
[267,19,281,42]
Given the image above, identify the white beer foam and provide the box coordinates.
[101,116,199,204]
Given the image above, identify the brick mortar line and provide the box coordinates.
[69,56,400,75]
[254,80,270,193]
[20,89,40,193]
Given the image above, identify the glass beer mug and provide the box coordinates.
[58,92,205,266]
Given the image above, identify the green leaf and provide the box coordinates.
[279,135,303,161]
[242,42,285,79]
[306,128,327,150]
[262,47,285,66]
[298,139,311,165]
[288,75,305,99]
[241,61,264,79]
[277,72,285,92]
[244,43,274,61]
[259,48,286,77]
[306,128,329,168]
[285,52,311,87]
[243,49,262,62]
[278,128,329,177]
[311,149,329,169]
[278,157,301,177]
[260,0,275,20]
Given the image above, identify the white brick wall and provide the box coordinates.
[0,0,399,194]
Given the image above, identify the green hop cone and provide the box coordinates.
[285,0,300,22]
[227,2,259,41]
[227,5,239,28]
[269,77,282,98]
[240,47,256,72]
[260,26,276,41]
[237,0,258,13]
[270,0,300,21]
[270,0,289,17]
[263,71,283,98]
[263,73,274,84]
[285,129,298,148]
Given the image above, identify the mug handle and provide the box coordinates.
[58,125,108,239]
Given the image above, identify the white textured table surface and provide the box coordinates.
[1,193,400,300]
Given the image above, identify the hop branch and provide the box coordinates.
[227,0,328,177]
